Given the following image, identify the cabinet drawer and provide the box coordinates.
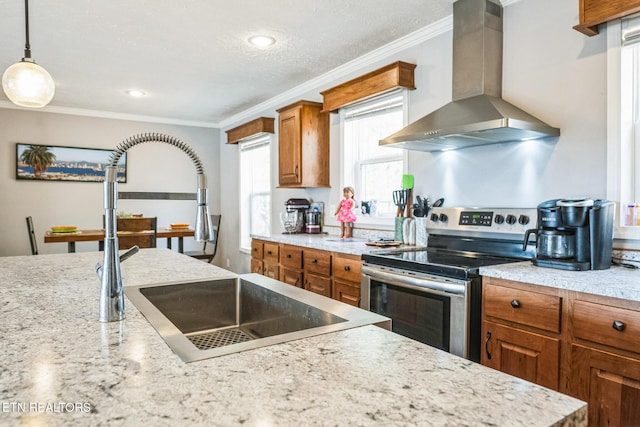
[305,273,331,297]
[250,259,263,275]
[263,243,279,264]
[304,249,331,276]
[573,300,640,354]
[483,283,561,333]
[280,245,303,269]
[332,255,362,283]
[333,280,360,307]
[251,240,263,259]
[280,267,303,288]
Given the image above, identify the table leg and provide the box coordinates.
[178,237,184,254]
[99,241,104,251]
[68,242,76,253]
[166,237,172,250]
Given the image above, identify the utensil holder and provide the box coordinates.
[415,217,428,246]
[394,217,405,243]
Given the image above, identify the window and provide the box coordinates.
[607,17,640,242]
[341,91,407,219]
[239,135,271,251]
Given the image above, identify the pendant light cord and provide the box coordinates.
[23,0,32,59]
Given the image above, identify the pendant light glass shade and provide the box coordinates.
[2,0,55,108]
[3,59,55,108]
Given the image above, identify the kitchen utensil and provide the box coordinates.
[433,198,445,207]
[402,174,414,189]
[393,190,406,217]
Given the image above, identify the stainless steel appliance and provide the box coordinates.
[523,198,614,271]
[379,0,559,152]
[361,207,536,362]
[305,209,321,234]
[281,198,310,234]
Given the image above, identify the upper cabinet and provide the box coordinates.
[276,100,329,188]
[574,0,640,36]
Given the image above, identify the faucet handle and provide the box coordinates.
[95,246,140,281]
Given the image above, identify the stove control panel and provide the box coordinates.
[427,207,537,236]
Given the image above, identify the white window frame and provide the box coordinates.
[338,89,409,228]
[607,19,640,247]
[238,135,272,252]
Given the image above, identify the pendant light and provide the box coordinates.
[2,0,55,108]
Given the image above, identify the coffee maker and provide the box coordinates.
[523,198,615,271]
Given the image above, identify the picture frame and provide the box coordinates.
[15,143,127,183]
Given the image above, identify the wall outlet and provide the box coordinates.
[226,258,230,268]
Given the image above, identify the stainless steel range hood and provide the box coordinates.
[380,0,559,152]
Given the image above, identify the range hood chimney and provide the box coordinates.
[380,0,559,152]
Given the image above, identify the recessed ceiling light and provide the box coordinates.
[126,89,147,98]
[248,35,276,48]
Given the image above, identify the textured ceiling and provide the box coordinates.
[0,0,455,125]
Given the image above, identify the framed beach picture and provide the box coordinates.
[15,143,127,183]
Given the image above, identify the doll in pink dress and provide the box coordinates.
[335,186,357,238]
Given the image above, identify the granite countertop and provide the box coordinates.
[480,261,640,303]
[251,233,414,256]
[0,249,586,426]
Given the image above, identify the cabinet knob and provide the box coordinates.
[286,254,291,258]
[312,259,317,263]
[267,251,272,255]
[510,299,521,309]
[612,320,626,331]
[344,265,350,271]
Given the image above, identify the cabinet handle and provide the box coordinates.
[344,265,350,271]
[612,320,626,331]
[267,251,272,255]
[312,259,317,263]
[510,299,521,309]
[295,165,299,178]
[485,331,492,360]
[286,254,291,258]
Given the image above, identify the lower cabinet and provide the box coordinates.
[570,344,640,426]
[482,320,560,390]
[482,277,640,427]
[250,239,362,306]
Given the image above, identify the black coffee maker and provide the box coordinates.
[523,198,615,271]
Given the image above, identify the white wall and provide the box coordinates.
[0,109,220,257]
[218,0,608,274]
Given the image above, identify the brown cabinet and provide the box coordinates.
[482,281,562,391]
[280,245,303,288]
[276,100,329,188]
[331,253,362,307]
[303,248,332,297]
[250,239,279,279]
[482,320,560,390]
[482,277,640,427]
[250,239,363,307]
[574,0,640,36]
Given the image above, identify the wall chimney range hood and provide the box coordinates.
[380,0,559,152]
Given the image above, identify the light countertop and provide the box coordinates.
[0,249,586,426]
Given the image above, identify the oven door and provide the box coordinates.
[361,264,471,359]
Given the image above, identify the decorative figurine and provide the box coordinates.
[335,186,357,238]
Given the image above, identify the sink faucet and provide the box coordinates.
[98,133,213,322]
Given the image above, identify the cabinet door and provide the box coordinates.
[280,267,303,288]
[571,344,640,427]
[251,240,264,259]
[250,259,263,275]
[482,320,560,390]
[305,272,331,297]
[278,108,301,186]
[333,279,360,307]
[263,262,279,280]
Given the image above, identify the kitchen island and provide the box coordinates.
[0,249,586,426]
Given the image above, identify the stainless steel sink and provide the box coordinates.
[125,273,390,362]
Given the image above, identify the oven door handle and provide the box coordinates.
[361,265,468,297]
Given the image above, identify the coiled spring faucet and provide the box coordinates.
[98,133,213,322]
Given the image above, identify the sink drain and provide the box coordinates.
[187,328,254,350]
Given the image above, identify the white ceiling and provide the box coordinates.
[0,0,456,126]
